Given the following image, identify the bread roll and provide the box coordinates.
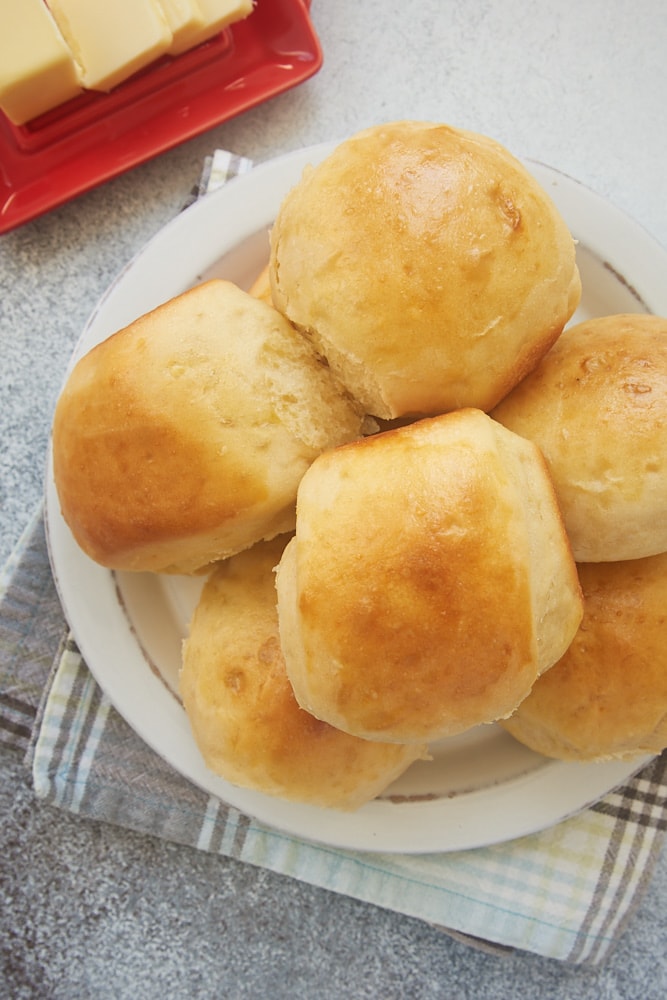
[52,279,367,574]
[501,553,667,761]
[275,409,583,744]
[269,120,581,420]
[492,313,667,562]
[180,537,427,809]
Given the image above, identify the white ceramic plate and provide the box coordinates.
[45,145,667,854]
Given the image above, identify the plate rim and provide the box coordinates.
[44,144,666,854]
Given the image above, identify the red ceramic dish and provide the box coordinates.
[0,0,322,234]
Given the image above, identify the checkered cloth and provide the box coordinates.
[2,153,666,966]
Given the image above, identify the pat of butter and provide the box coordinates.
[159,1,254,55]
[47,0,173,92]
[158,1,210,56]
[0,0,82,125]
[179,0,254,51]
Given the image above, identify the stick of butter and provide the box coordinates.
[159,1,210,56]
[0,0,256,127]
[47,0,173,92]
[159,1,254,56]
[183,1,255,50]
[0,0,82,125]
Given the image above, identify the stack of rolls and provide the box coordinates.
[492,312,667,761]
[51,120,667,810]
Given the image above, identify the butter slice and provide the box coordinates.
[157,1,211,56]
[47,0,173,92]
[0,0,82,125]
[177,0,254,51]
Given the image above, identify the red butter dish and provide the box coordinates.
[0,0,322,234]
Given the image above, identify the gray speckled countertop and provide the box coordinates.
[2,2,667,996]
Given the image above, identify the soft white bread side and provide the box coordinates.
[269,120,581,419]
[501,552,667,761]
[52,279,367,574]
[180,536,427,810]
[248,262,273,305]
[492,313,667,562]
[275,409,583,744]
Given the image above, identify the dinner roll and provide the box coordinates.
[492,313,667,562]
[269,120,581,419]
[52,279,367,574]
[275,409,583,744]
[501,553,667,761]
[180,537,427,809]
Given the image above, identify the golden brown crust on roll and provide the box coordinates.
[492,313,667,562]
[180,537,427,809]
[275,409,583,744]
[269,120,581,419]
[52,279,367,574]
[501,553,667,761]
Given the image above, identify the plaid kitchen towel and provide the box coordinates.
[1,153,666,966]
